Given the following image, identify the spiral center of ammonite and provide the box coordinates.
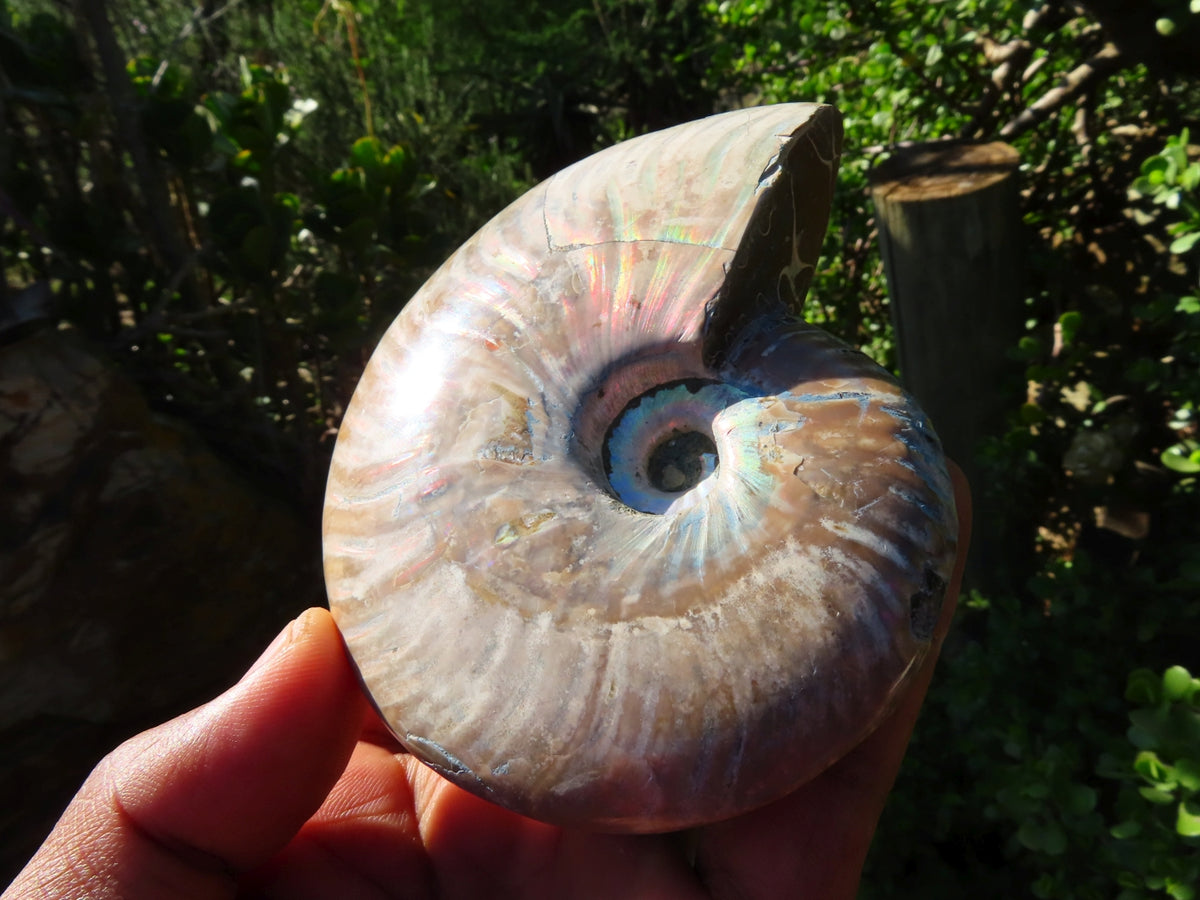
[646,430,718,493]
[602,379,748,515]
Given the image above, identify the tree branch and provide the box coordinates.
[999,43,1122,140]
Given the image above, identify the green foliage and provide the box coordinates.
[3,2,1200,895]
[869,576,1200,896]
[267,0,722,235]
[994,665,1200,900]
[1127,130,1200,480]
[1102,666,1200,899]
[701,0,1040,362]
[1134,129,1200,255]
[0,1,438,491]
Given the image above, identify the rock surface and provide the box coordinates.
[0,328,323,882]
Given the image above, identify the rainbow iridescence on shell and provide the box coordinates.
[322,103,958,832]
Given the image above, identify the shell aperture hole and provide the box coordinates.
[602,379,749,515]
[647,430,718,493]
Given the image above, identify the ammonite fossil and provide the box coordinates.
[322,103,958,833]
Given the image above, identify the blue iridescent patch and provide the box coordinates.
[604,380,751,514]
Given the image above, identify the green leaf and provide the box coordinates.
[1139,786,1177,805]
[1024,782,1050,799]
[1016,820,1041,851]
[1177,799,1200,836]
[1017,821,1067,854]
[350,136,384,172]
[1170,231,1200,254]
[1182,162,1200,191]
[275,196,300,222]
[1013,335,1043,361]
[382,144,417,192]
[1142,155,1170,183]
[1063,784,1097,816]
[232,147,259,173]
[1163,441,1200,474]
[329,167,358,188]
[1041,823,1067,855]
[1128,668,1162,705]
[1165,666,1194,701]
[1110,819,1142,839]
[1019,403,1047,425]
[1176,758,1200,790]
[1135,750,1174,786]
[1058,310,1083,346]
[1118,872,1144,890]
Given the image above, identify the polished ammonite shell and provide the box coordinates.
[322,103,958,833]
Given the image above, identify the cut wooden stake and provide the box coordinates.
[870,140,1025,590]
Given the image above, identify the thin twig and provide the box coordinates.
[151,0,251,89]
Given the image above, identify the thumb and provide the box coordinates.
[5,608,368,900]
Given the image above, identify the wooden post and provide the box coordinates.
[869,141,1025,589]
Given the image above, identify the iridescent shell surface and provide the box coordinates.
[323,103,958,833]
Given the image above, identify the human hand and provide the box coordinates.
[4,468,969,900]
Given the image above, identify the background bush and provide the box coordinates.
[2,0,1198,895]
